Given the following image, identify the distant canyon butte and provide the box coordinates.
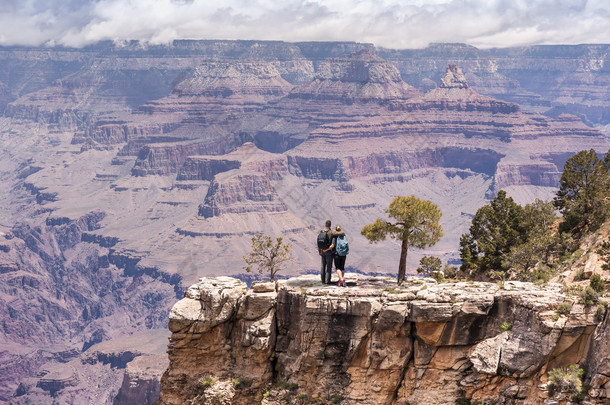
[0,40,609,403]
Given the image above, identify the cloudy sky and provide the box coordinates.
[1,0,609,49]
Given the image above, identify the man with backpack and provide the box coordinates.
[317,220,344,284]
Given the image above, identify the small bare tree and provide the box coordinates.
[243,235,292,281]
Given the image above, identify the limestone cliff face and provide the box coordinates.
[173,62,293,99]
[289,50,420,103]
[198,170,288,218]
[158,275,606,405]
[585,312,610,402]
[177,143,289,181]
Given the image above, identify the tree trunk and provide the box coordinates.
[397,238,409,284]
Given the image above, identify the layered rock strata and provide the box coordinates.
[289,50,420,102]
[379,43,610,126]
[159,275,604,405]
[177,142,288,181]
[198,170,287,218]
[114,354,168,405]
[106,61,294,174]
[250,50,421,152]
[284,65,603,196]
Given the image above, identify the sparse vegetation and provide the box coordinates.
[453,391,485,405]
[295,394,326,404]
[596,302,607,321]
[330,394,345,404]
[547,365,588,402]
[231,377,252,389]
[563,284,583,297]
[460,194,562,280]
[556,302,573,316]
[443,264,458,279]
[296,394,312,403]
[499,321,513,332]
[198,376,215,390]
[598,241,610,271]
[578,286,599,307]
[417,256,442,276]
[432,272,445,283]
[589,273,606,293]
[459,149,610,283]
[416,257,454,283]
[274,381,298,390]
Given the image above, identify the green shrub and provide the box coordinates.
[198,376,215,390]
[589,273,606,293]
[596,302,607,321]
[417,256,442,276]
[499,321,513,332]
[573,249,585,260]
[573,267,585,281]
[578,286,599,307]
[443,264,457,279]
[547,365,587,402]
[274,381,298,390]
[563,284,583,297]
[454,396,470,405]
[556,302,573,316]
[530,264,553,284]
[231,377,252,389]
[330,394,345,404]
[598,242,610,272]
[432,271,445,283]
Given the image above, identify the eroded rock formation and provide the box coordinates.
[159,275,606,405]
[198,170,288,218]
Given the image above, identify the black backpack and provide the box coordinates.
[317,230,331,251]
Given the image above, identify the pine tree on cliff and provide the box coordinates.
[361,196,443,284]
[459,190,526,276]
[554,149,610,235]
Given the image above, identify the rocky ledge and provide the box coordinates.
[158,275,608,405]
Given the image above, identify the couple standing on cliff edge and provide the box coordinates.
[317,219,349,286]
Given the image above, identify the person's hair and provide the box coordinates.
[325,219,331,227]
[336,225,341,232]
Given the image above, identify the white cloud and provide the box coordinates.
[0,0,608,48]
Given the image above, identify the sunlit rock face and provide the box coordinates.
[159,275,605,405]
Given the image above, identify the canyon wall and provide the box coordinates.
[159,275,607,405]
